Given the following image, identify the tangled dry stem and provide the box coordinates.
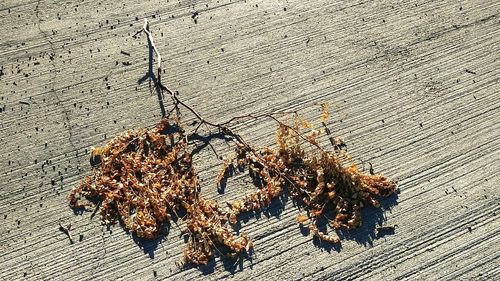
[68,19,397,266]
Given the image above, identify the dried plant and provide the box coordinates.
[218,118,397,243]
[68,19,397,266]
[69,118,253,265]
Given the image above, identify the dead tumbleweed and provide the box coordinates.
[68,19,397,266]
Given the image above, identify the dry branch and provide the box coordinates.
[68,20,398,267]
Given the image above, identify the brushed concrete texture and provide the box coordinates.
[0,0,499,280]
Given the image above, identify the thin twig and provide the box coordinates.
[134,19,316,151]
[135,19,162,78]
[218,111,297,127]
[59,223,74,244]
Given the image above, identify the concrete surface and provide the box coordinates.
[0,0,499,280]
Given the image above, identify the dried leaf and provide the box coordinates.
[320,103,329,123]
[296,214,308,223]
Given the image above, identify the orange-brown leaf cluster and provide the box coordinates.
[69,119,252,265]
[218,122,397,242]
[69,115,397,266]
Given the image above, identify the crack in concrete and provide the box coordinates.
[35,0,82,167]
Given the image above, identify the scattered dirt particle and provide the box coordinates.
[192,11,199,24]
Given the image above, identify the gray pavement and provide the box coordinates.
[0,0,499,280]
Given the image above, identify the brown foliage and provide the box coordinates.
[68,114,397,266]
[68,18,397,266]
